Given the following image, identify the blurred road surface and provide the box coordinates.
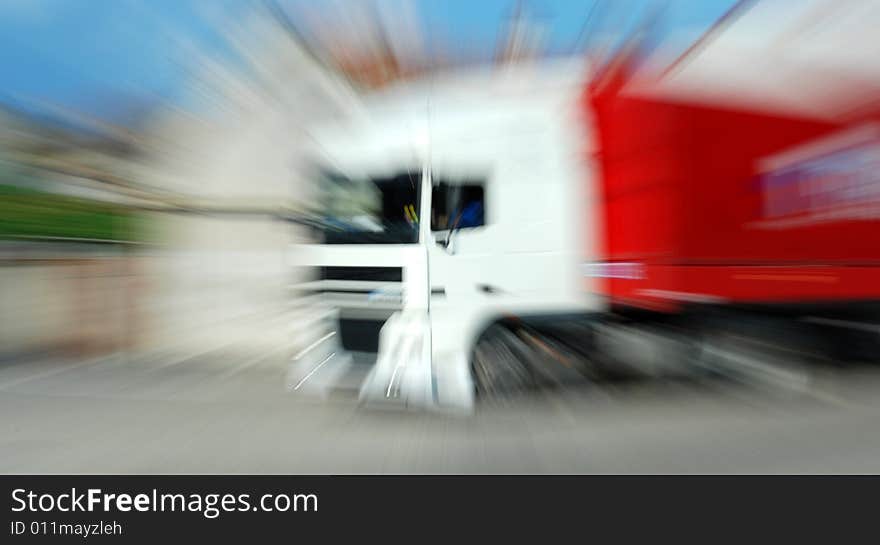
[3,351,880,473]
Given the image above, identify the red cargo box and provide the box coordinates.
[586,68,880,311]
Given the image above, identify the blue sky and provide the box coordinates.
[0,0,736,124]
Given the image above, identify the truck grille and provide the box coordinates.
[318,266,402,282]
[338,318,385,353]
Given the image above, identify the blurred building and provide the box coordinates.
[134,10,362,358]
[0,7,366,361]
[0,105,151,358]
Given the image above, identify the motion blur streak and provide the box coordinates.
[2,0,880,473]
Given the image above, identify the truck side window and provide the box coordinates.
[431,180,486,231]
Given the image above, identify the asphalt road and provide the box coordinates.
[3,350,880,473]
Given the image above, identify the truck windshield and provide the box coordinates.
[309,170,421,244]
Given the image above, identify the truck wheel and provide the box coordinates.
[471,323,540,403]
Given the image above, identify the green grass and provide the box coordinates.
[0,184,146,243]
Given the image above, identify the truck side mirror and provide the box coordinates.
[435,231,456,254]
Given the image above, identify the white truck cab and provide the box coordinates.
[288,59,602,412]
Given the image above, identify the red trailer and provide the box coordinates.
[579,19,880,377]
[588,66,880,313]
